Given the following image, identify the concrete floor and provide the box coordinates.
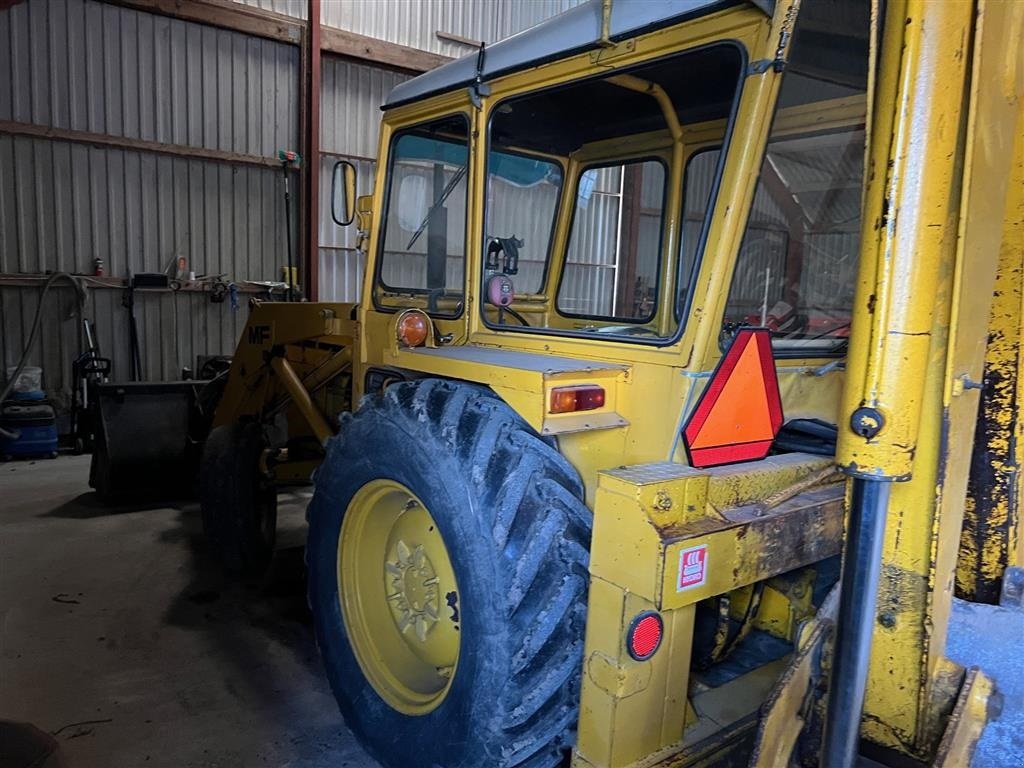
[1,455,1020,767]
[1,454,378,768]
[946,597,1024,767]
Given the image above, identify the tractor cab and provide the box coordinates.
[357,1,865,353]
[343,0,867,492]
[368,18,862,352]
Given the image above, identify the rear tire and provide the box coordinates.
[308,379,591,768]
[199,422,277,576]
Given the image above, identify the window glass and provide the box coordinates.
[680,148,721,296]
[724,129,863,347]
[485,151,563,294]
[723,1,869,352]
[376,115,469,316]
[557,160,666,320]
[483,42,744,341]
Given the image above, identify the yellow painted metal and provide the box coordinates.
[837,0,1022,759]
[269,356,334,446]
[574,454,844,767]
[604,72,686,337]
[749,585,839,768]
[574,580,695,768]
[740,569,817,643]
[213,301,356,431]
[269,457,321,485]
[337,479,460,716]
[932,668,1001,768]
[362,3,777,377]
[958,84,1024,602]
[836,0,976,480]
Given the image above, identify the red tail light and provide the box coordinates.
[549,385,605,414]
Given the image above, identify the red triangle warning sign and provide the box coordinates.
[683,328,783,468]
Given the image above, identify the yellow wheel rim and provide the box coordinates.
[338,479,460,715]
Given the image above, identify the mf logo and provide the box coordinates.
[677,544,708,591]
[248,324,272,346]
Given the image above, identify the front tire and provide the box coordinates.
[307,379,591,768]
[199,422,277,576]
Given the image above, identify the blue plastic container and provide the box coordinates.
[0,400,58,459]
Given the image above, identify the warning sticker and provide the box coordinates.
[677,545,708,591]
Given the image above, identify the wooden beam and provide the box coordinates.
[108,0,303,44]
[320,26,451,74]
[0,120,288,170]
[106,0,452,74]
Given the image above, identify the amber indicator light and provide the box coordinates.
[396,311,429,348]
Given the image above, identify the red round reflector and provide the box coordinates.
[627,611,663,661]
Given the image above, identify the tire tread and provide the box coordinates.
[313,379,591,768]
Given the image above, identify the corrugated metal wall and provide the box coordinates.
[0,0,298,154]
[319,0,580,57]
[559,163,664,320]
[233,0,307,20]
[318,56,409,302]
[0,0,588,413]
[233,0,581,48]
[684,138,863,324]
[0,0,299,406]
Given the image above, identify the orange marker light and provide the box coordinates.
[396,311,429,348]
[550,385,605,414]
[682,328,783,468]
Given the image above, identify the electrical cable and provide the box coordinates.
[501,306,530,327]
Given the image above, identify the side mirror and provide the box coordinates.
[331,160,357,226]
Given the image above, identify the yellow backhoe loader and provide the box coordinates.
[199,0,1024,766]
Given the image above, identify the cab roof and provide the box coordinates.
[383,0,772,109]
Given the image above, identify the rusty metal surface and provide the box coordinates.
[957,116,1024,603]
